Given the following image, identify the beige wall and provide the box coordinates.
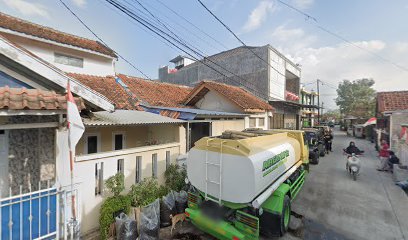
[195,90,244,113]
[75,143,181,234]
[72,123,187,234]
[211,119,245,136]
[76,124,183,155]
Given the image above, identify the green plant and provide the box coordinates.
[127,178,168,207]
[105,173,125,196]
[164,164,187,192]
[99,195,131,240]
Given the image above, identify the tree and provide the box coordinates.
[335,79,376,118]
[322,109,341,122]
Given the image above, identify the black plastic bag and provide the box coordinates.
[139,199,160,240]
[115,212,138,240]
[160,191,176,227]
[175,190,188,214]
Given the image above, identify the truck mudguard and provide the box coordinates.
[261,182,291,214]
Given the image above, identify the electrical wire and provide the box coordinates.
[58,0,152,80]
[196,0,288,77]
[154,0,229,50]
[105,0,270,98]
[276,0,408,73]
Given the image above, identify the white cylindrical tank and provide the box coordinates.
[187,132,301,204]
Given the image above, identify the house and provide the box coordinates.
[0,12,188,237]
[300,88,319,127]
[144,80,272,149]
[376,91,408,150]
[159,45,302,129]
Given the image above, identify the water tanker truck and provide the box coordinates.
[185,129,308,239]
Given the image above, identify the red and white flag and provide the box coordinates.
[66,81,85,150]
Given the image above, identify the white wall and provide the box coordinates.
[244,112,270,130]
[2,33,115,76]
[195,90,244,113]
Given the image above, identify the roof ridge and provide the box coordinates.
[119,73,192,88]
[377,90,408,94]
[0,12,101,45]
[66,72,115,78]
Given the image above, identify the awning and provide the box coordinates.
[83,110,184,126]
[363,117,377,127]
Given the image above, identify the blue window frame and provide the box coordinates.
[0,71,33,88]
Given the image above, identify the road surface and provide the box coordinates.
[168,128,408,240]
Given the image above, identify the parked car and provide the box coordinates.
[303,128,325,163]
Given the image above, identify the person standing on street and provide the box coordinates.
[377,140,390,171]
[324,130,333,154]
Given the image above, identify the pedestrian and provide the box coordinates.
[324,130,333,154]
[377,140,390,171]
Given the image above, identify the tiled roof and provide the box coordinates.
[184,81,273,113]
[377,91,408,113]
[0,86,85,110]
[118,74,192,107]
[0,12,116,57]
[67,73,140,110]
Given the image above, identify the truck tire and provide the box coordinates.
[320,150,325,157]
[280,195,291,236]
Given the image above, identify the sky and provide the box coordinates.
[1,0,408,110]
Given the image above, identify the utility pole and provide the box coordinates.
[321,102,324,118]
[317,79,320,124]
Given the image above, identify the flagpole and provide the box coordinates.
[69,149,76,220]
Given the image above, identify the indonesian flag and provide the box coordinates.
[66,81,85,150]
[363,117,377,127]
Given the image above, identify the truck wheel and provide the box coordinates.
[280,195,291,236]
[313,153,319,165]
[320,150,325,157]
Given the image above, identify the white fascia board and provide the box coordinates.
[0,28,116,60]
[0,37,114,111]
[267,45,301,72]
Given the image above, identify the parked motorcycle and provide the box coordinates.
[343,149,364,181]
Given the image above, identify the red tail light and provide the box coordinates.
[232,236,240,240]
[185,212,190,217]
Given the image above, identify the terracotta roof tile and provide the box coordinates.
[377,91,408,113]
[67,73,140,110]
[0,86,85,110]
[0,12,116,57]
[118,74,192,107]
[185,81,273,113]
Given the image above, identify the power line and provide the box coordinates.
[58,0,152,80]
[196,0,287,78]
[105,0,269,98]
[276,0,408,73]
[154,0,229,50]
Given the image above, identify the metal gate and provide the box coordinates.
[0,185,60,240]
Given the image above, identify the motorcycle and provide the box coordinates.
[343,149,364,181]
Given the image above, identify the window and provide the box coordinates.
[166,151,171,169]
[54,53,83,68]
[113,133,125,150]
[86,135,99,154]
[117,159,124,174]
[258,118,265,127]
[249,118,256,128]
[95,163,104,196]
[152,153,158,178]
[136,156,142,183]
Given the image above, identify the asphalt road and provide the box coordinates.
[167,128,408,240]
[283,128,408,240]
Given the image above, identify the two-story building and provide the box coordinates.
[300,88,319,127]
[159,45,302,129]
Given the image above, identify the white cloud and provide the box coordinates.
[71,0,86,8]
[291,0,314,10]
[292,40,408,109]
[242,1,275,32]
[1,0,49,18]
[270,25,317,52]
[272,25,305,41]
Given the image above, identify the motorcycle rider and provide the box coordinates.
[345,141,363,155]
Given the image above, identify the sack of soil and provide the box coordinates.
[160,191,176,227]
[175,190,188,214]
[115,212,138,240]
[139,199,160,240]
